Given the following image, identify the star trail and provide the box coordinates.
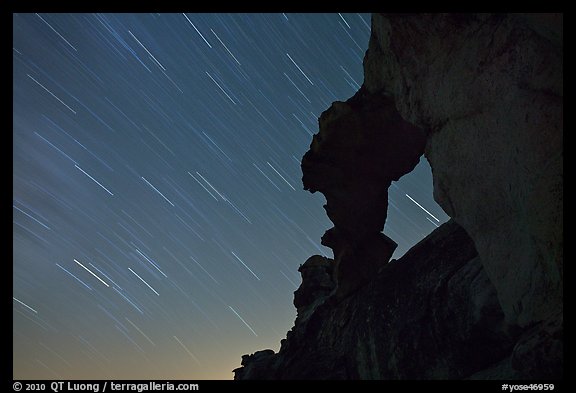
[13,13,449,379]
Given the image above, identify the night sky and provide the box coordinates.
[13,13,449,379]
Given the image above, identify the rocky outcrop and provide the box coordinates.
[293,255,334,318]
[365,12,563,329]
[236,221,520,379]
[302,88,426,297]
[234,13,562,380]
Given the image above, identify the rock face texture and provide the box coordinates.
[234,13,562,380]
[365,12,563,329]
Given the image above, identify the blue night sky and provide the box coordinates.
[12,13,449,379]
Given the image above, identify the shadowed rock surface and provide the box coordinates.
[234,13,562,380]
[235,221,519,379]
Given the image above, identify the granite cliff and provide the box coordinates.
[234,13,562,380]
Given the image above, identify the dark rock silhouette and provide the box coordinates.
[293,255,334,315]
[236,221,520,379]
[302,88,425,298]
[233,350,276,380]
[234,13,562,380]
